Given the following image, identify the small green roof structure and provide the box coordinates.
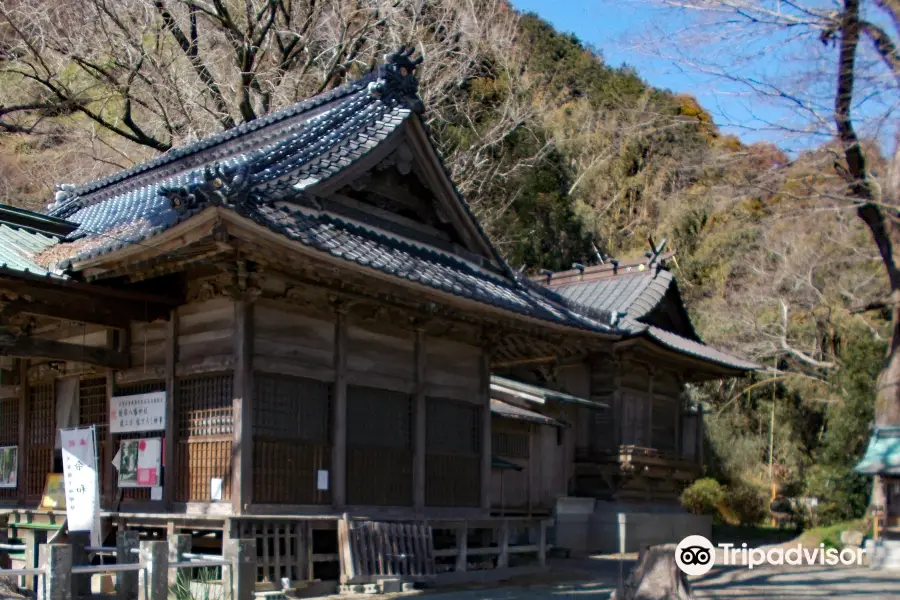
[855,426,900,475]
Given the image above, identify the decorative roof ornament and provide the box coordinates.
[159,161,252,214]
[368,46,425,114]
[47,183,78,212]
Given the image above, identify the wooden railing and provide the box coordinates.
[576,445,700,470]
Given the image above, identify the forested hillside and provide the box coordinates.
[0,0,888,523]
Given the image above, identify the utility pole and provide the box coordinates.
[769,360,777,526]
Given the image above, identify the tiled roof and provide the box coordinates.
[30,51,616,335]
[856,427,900,475]
[640,326,760,371]
[550,267,672,324]
[0,224,66,278]
[491,398,564,427]
[50,84,409,266]
[47,73,378,217]
[541,263,756,372]
[490,374,607,408]
[246,204,614,332]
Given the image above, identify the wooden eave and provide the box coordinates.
[615,336,747,381]
[0,267,179,325]
[214,208,618,343]
[69,206,223,278]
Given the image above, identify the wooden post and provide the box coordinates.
[39,543,72,600]
[527,423,536,516]
[23,529,45,591]
[646,370,655,448]
[224,538,257,600]
[116,530,139,600]
[537,520,547,567]
[613,356,623,449]
[454,522,467,573]
[232,300,254,514]
[164,310,178,508]
[697,407,705,470]
[332,307,348,509]
[167,533,191,592]
[479,348,492,513]
[138,540,167,600]
[68,531,90,598]
[17,359,27,507]
[497,521,509,569]
[104,371,115,508]
[413,327,426,513]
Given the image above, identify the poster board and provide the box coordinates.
[60,426,100,545]
[39,473,65,509]
[114,438,162,487]
[110,392,166,433]
[0,446,17,488]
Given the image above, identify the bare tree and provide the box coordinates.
[614,0,899,421]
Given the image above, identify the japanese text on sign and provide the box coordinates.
[110,392,166,433]
[60,426,99,545]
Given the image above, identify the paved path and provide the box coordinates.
[411,557,900,600]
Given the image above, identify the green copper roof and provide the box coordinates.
[855,427,900,475]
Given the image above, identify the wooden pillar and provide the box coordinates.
[479,347,492,513]
[104,371,114,508]
[646,370,655,448]
[454,523,468,572]
[612,356,623,449]
[332,306,348,509]
[527,423,535,515]
[40,543,72,600]
[696,407,705,470]
[17,359,26,506]
[164,310,178,508]
[413,327,427,513]
[138,541,168,600]
[232,299,254,514]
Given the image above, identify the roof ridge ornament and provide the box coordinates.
[160,161,252,214]
[368,46,425,114]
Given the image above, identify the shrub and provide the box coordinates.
[681,478,725,515]
[726,483,768,526]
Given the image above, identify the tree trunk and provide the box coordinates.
[876,288,900,426]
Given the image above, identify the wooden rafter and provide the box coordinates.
[0,329,128,369]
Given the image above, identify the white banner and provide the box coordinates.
[60,426,100,545]
[110,392,166,433]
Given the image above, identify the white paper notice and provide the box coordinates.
[150,486,163,501]
[60,426,100,544]
[317,469,329,491]
[110,392,167,433]
[210,478,223,501]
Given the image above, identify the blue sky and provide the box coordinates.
[511,1,898,154]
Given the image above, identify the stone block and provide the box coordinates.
[363,583,379,594]
[841,530,864,548]
[378,578,402,593]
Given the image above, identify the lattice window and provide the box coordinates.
[425,399,481,508]
[0,397,19,501]
[26,382,54,499]
[0,398,17,445]
[178,374,233,437]
[254,375,330,442]
[253,374,331,505]
[347,386,410,449]
[426,399,480,456]
[175,374,233,502]
[347,386,412,506]
[492,430,529,459]
[79,377,108,429]
[113,381,165,502]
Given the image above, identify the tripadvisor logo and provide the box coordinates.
[676,535,715,576]
[675,535,867,576]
